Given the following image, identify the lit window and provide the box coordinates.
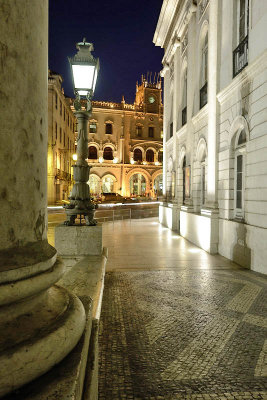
[89,122,97,133]
[158,150,163,163]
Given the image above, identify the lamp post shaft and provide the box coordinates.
[64,108,97,226]
[76,111,89,166]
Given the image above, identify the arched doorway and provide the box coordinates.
[88,174,100,197]
[102,175,116,193]
[130,173,146,196]
[154,174,163,197]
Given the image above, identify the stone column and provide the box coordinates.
[205,0,219,210]
[200,0,219,253]
[161,65,170,197]
[0,2,85,396]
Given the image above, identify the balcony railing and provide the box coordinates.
[182,106,187,126]
[200,82,208,109]
[233,35,248,78]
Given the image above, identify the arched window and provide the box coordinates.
[235,129,247,218]
[146,149,154,162]
[200,32,208,109]
[89,174,100,196]
[102,175,115,193]
[88,146,98,159]
[154,174,163,196]
[182,156,186,204]
[130,174,146,196]
[105,123,112,135]
[158,150,163,163]
[103,146,113,160]
[133,148,142,162]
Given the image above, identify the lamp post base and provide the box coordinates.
[64,206,97,226]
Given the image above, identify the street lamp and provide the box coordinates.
[64,38,99,226]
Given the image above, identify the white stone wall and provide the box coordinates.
[154,0,267,273]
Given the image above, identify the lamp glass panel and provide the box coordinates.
[92,69,98,91]
[72,65,95,91]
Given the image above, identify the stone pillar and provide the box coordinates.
[200,0,219,253]
[0,2,85,396]
[161,65,170,196]
[205,0,219,209]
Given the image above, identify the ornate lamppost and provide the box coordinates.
[64,38,99,226]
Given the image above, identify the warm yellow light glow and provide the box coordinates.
[113,157,118,164]
[155,161,160,166]
[72,154,78,161]
[143,161,147,165]
[99,156,104,163]
[130,159,135,165]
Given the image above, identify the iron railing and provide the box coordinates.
[233,35,248,77]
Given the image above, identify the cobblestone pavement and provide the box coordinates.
[99,220,267,400]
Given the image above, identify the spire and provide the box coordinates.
[121,95,125,103]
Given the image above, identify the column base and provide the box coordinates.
[159,202,179,231]
[180,208,219,254]
[0,241,86,397]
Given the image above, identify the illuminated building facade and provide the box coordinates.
[47,73,163,203]
[47,70,76,204]
[154,0,267,274]
[85,76,163,198]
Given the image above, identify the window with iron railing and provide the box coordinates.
[233,0,249,77]
[233,35,248,77]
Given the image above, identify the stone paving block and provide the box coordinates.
[99,269,267,399]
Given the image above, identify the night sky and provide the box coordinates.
[49,0,164,104]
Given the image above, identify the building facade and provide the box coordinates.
[84,77,163,199]
[47,70,76,204]
[154,0,267,274]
